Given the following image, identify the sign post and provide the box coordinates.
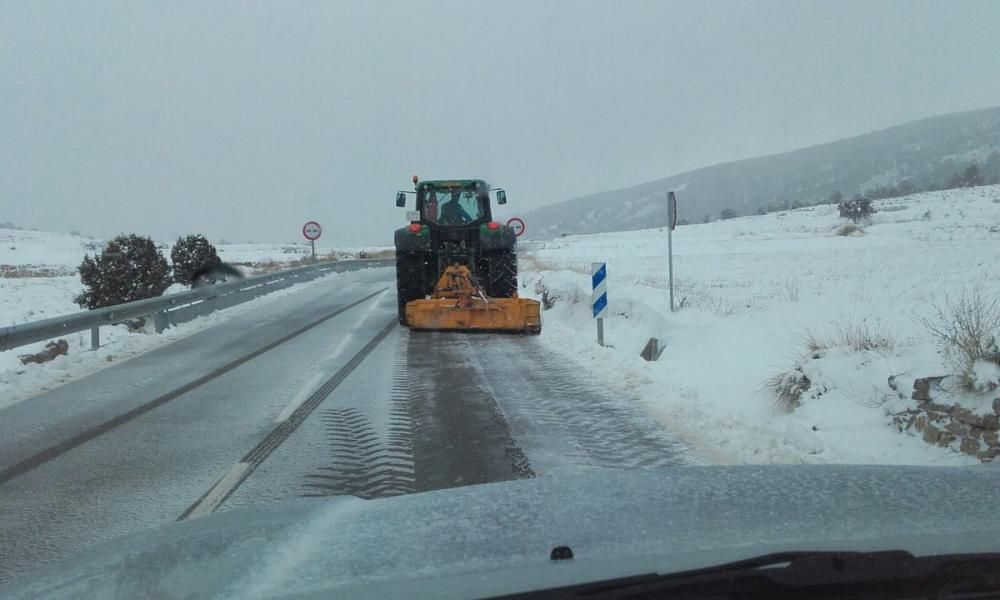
[506,217,526,238]
[302,221,322,259]
[667,191,677,312]
[592,262,608,346]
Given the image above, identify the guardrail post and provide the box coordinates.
[91,326,100,350]
[152,310,169,333]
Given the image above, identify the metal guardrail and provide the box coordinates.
[0,259,394,353]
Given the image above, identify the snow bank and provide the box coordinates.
[0,228,389,409]
[0,274,351,410]
[521,185,1000,466]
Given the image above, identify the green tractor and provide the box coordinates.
[393,177,521,327]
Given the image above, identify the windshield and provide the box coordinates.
[421,188,484,225]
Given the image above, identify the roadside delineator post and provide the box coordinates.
[592,262,608,346]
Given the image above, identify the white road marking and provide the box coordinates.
[273,289,389,424]
[327,332,356,360]
[344,289,389,340]
[274,372,326,423]
[186,462,250,518]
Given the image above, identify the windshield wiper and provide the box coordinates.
[491,550,1000,599]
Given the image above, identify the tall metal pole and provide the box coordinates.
[668,225,674,312]
[311,239,316,260]
[667,191,676,312]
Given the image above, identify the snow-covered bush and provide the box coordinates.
[921,290,1000,393]
[766,369,810,412]
[77,234,171,310]
[838,197,876,224]
[171,234,222,286]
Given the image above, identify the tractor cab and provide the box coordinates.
[393,178,513,264]
[396,178,507,228]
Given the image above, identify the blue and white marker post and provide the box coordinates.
[592,262,608,346]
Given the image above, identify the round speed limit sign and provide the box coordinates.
[302,221,322,241]
[506,217,526,237]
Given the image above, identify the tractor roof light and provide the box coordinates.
[408,223,423,233]
[486,221,501,231]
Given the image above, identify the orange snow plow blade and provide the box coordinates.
[405,265,541,334]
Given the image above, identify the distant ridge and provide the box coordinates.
[523,106,1000,238]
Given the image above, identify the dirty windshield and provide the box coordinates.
[3,1,1000,597]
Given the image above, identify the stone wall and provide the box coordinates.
[892,377,1000,462]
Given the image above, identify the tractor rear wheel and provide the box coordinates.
[483,249,518,298]
[396,252,426,324]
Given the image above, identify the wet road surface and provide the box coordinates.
[0,267,690,584]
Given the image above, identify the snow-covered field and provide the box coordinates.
[0,229,102,275]
[0,229,387,330]
[521,186,1000,466]
[0,228,384,276]
[215,243,386,265]
[0,230,388,409]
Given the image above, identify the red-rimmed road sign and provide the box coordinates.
[302,221,322,241]
[506,217,526,237]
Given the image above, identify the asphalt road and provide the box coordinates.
[0,266,689,585]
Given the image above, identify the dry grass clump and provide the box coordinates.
[832,223,865,237]
[766,369,811,412]
[804,319,895,354]
[364,249,396,259]
[921,290,1000,392]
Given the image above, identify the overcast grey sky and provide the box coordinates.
[3,1,1000,246]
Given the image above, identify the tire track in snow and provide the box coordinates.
[179,318,397,519]
[300,340,416,499]
[467,335,691,472]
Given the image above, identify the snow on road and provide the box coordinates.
[521,186,1000,466]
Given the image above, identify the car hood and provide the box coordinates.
[5,465,1000,599]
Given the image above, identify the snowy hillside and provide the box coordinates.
[521,185,1000,466]
[523,106,1000,238]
